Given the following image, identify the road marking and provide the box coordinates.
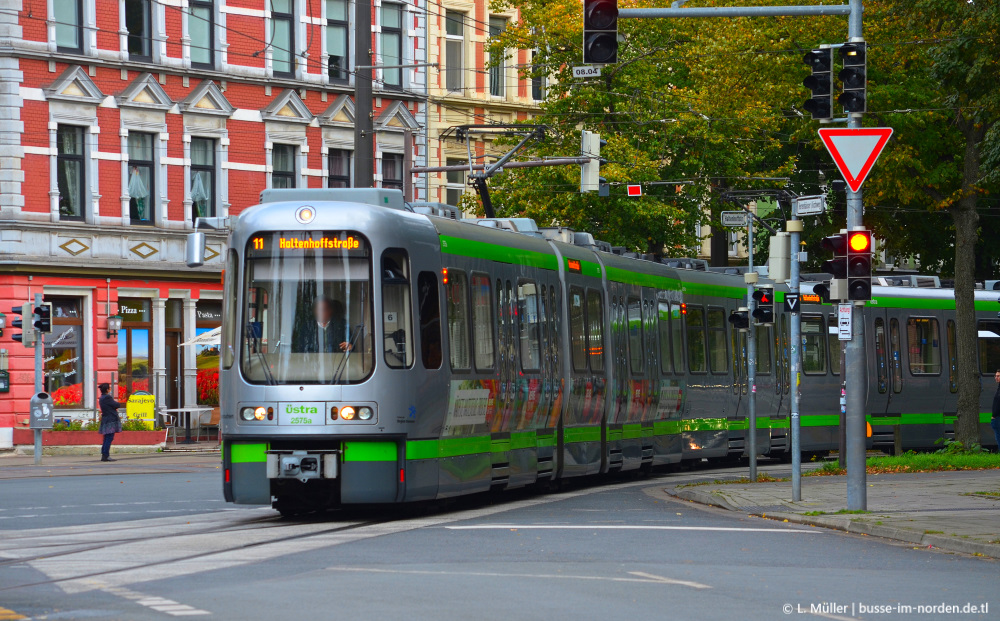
[445,524,821,533]
[0,606,26,620]
[326,566,713,589]
[93,583,210,616]
[809,613,856,621]
[626,571,712,589]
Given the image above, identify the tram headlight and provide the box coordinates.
[358,406,373,421]
[254,406,267,421]
[240,407,255,421]
[340,406,356,420]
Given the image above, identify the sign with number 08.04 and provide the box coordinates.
[573,65,602,78]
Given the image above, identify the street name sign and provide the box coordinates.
[793,194,827,217]
[573,66,602,79]
[818,127,893,193]
[721,211,748,227]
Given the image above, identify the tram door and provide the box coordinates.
[866,311,897,417]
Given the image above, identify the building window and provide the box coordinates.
[190,137,215,219]
[531,50,544,101]
[46,298,85,408]
[126,0,152,61]
[445,158,465,206]
[272,144,297,188]
[326,0,349,82]
[189,0,214,69]
[445,11,464,92]
[57,125,86,221]
[54,0,83,53]
[271,0,295,76]
[382,153,403,191]
[381,3,403,88]
[328,149,351,188]
[488,17,506,97]
[128,132,155,225]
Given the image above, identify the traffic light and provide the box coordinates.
[583,0,618,64]
[580,130,607,193]
[821,232,848,278]
[10,304,36,347]
[847,229,873,301]
[803,48,833,120]
[838,42,867,113]
[814,282,832,304]
[728,307,750,331]
[752,287,774,325]
[33,302,53,334]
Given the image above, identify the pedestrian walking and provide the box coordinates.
[98,383,123,462]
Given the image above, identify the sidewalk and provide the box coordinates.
[0,451,221,479]
[669,470,1000,559]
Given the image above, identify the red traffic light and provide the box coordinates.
[848,231,871,253]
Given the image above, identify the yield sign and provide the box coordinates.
[818,127,893,193]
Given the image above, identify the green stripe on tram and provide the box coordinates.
[564,426,602,443]
[230,443,268,464]
[342,441,397,462]
[439,235,558,271]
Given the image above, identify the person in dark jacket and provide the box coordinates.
[98,383,123,462]
[292,297,351,353]
[992,371,1000,453]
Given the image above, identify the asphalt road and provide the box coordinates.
[0,463,994,621]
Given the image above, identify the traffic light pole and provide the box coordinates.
[844,0,867,511]
[746,218,757,482]
[788,211,804,501]
[33,293,43,466]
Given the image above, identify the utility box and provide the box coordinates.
[29,392,54,429]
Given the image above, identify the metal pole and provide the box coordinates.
[410,157,590,174]
[619,5,851,19]
[845,0,867,511]
[33,293,42,466]
[746,216,757,481]
[354,0,374,188]
[789,212,803,501]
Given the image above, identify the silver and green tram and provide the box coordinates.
[195,188,997,514]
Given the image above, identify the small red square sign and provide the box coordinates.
[627,185,642,197]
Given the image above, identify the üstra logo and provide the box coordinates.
[285,404,319,414]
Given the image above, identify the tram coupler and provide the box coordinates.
[266,450,340,483]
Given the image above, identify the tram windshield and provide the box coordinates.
[241,231,374,384]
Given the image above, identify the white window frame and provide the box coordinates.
[444,11,464,93]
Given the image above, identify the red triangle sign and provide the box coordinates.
[818,127,893,193]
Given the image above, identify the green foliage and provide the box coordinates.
[51,420,99,431]
[934,437,985,456]
[866,452,1000,472]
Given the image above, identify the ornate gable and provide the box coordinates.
[179,80,235,116]
[44,66,105,104]
[375,101,420,131]
[261,89,313,124]
[318,95,355,126]
[117,73,174,110]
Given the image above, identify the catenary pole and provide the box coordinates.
[746,215,757,481]
[789,207,804,500]
[844,0,867,511]
[34,292,43,466]
[354,0,374,187]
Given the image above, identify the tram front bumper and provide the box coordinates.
[266,450,340,483]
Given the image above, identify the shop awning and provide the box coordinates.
[181,326,222,347]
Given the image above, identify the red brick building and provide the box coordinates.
[0,0,429,446]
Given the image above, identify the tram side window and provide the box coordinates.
[469,274,494,371]
[889,318,902,393]
[976,320,1000,374]
[657,299,672,375]
[446,270,471,371]
[222,249,238,369]
[569,286,587,372]
[756,325,772,375]
[874,318,887,393]
[627,296,644,374]
[685,305,707,374]
[381,249,413,369]
[907,317,941,375]
[828,317,840,376]
[417,271,442,369]
[518,280,542,372]
[671,303,684,373]
[707,307,728,374]
[947,320,957,392]
[587,289,605,372]
[802,315,827,375]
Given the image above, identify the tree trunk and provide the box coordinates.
[951,120,985,447]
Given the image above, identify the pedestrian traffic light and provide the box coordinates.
[583,0,618,64]
[10,304,36,347]
[838,42,866,113]
[580,130,607,193]
[847,229,873,301]
[752,287,774,325]
[803,48,833,120]
[728,307,750,331]
[33,302,53,334]
[821,232,848,278]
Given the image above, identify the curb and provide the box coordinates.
[11,444,165,456]
[669,487,1000,560]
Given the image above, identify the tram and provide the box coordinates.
[185,188,998,514]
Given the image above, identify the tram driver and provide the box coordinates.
[292,296,353,353]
